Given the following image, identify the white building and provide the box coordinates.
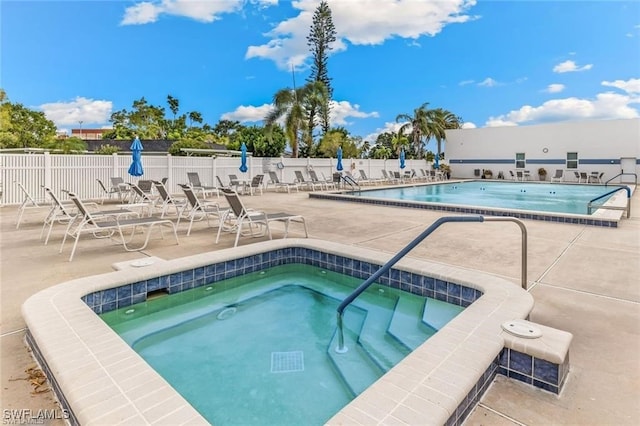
[446,118,640,184]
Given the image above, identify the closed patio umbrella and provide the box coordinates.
[127,136,144,177]
[399,148,406,170]
[239,142,248,173]
[336,147,343,171]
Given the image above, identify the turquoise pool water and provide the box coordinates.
[101,264,464,426]
[350,181,616,215]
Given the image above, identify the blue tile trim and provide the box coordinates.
[308,193,619,228]
[526,159,566,164]
[498,348,569,395]
[580,159,620,165]
[446,356,500,425]
[449,159,515,164]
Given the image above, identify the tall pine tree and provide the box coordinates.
[306,1,336,138]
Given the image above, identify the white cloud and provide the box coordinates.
[39,97,113,126]
[601,78,640,95]
[461,121,476,129]
[485,91,639,127]
[363,121,405,143]
[247,0,477,69]
[121,0,248,25]
[329,101,378,125]
[459,79,474,86]
[220,99,377,126]
[552,60,593,73]
[478,77,499,87]
[545,83,565,93]
[221,103,274,123]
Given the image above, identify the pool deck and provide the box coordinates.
[1,185,639,425]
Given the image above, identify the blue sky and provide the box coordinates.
[2,0,639,143]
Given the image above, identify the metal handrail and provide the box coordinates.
[605,172,638,186]
[587,186,631,217]
[341,174,361,192]
[335,215,528,353]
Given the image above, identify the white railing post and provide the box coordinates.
[213,156,217,185]
[167,154,173,189]
[112,153,119,177]
[44,152,52,188]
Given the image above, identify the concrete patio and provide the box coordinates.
[1,186,638,425]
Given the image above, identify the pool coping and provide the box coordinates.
[22,238,534,425]
[310,180,632,227]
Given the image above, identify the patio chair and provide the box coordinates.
[126,183,158,216]
[267,171,299,193]
[573,171,583,183]
[15,182,48,229]
[41,187,133,245]
[152,180,188,217]
[96,179,122,205]
[229,174,248,194]
[247,174,265,196]
[177,184,229,236]
[509,170,517,181]
[110,177,130,201]
[294,170,322,191]
[580,172,590,183]
[550,170,564,183]
[60,192,178,262]
[309,170,335,190]
[215,188,308,247]
[516,170,524,181]
[523,170,532,181]
[359,170,383,185]
[589,172,604,184]
[187,172,219,198]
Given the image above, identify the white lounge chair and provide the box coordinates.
[550,170,564,183]
[267,171,299,193]
[60,192,178,261]
[187,172,219,198]
[178,184,229,236]
[216,188,308,247]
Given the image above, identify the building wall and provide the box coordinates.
[446,118,640,182]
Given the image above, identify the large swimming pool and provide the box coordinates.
[310,180,628,227]
[348,181,613,215]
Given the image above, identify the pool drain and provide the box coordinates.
[271,351,304,373]
[216,306,237,320]
[501,319,542,339]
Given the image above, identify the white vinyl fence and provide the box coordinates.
[0,152,430,205]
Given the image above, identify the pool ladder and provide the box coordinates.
[587,186,631,217]
[335,215,528,353]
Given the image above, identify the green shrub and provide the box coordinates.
[95,144,120,155]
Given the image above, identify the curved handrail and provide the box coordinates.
[587,186,631,217]
[335,215,528,353]
[605,172,638,186]
[342,174,361,192]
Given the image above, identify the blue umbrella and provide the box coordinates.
[336,147,344,171]
[239,142,248,173]
[127,136,144,177]
[399,148,406,169]
[434,153,440,169]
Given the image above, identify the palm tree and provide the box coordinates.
[391,131,409,157]
[265,82,326,158]
[395,103,433,158]
[430,108,462,161]
[265,87,307,158]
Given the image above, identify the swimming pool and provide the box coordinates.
[102,264,464,425]
[311,180,630,227]
[22,238,542,425]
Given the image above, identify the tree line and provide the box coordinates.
[0,2,462,161]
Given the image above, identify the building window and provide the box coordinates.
[566,152,578,169]
[515,153,525,169]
